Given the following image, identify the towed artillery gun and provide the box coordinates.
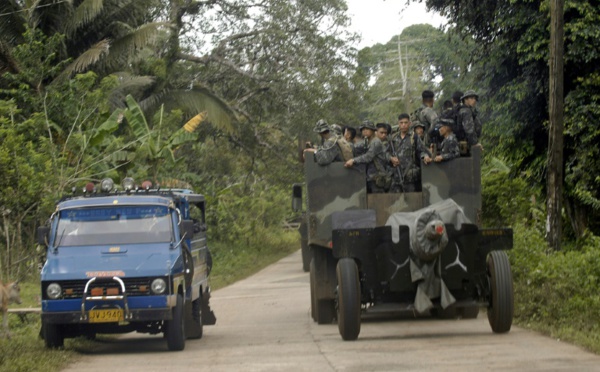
[292,147,513,340]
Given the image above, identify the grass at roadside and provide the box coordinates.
[209,230,300,290]
[0,230,301,372]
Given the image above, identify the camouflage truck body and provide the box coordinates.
[294,147,514,340]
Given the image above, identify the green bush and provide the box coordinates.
[510,224,600,352]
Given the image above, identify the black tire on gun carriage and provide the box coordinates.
[336,258,361,341]
[487,250,514,333]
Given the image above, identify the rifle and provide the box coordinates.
[388,138,404,192]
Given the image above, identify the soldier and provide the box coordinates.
[303,119,349,165]
[389,114,432,193]
[412,122,426,142]
[452,91,463,107]
[434,121,460,162]
[343,126,357,144]
[344,120,391,193]
[430,100,455,155]
[412,90,439,144]
[457,90,483,151]
[330,124,343,136]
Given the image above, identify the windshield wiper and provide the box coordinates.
[54,228,66,252]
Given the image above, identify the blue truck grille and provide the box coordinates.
[43,278,155,299]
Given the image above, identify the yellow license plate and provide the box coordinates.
[88,309,124,323]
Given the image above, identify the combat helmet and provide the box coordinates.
[461,90,479,101]
[330,124,343,136]
[313,119,330,133]
[359,120,376,131]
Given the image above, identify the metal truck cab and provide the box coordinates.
[39,179,215,350]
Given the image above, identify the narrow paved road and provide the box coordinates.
[63,250,600,371]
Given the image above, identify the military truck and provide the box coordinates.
[37,177,216,350]
[292,147,513,340]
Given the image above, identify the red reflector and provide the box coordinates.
[85,182,95,193]
[328,241,333,248]
[106,288,119,296]
[90,287,103,296]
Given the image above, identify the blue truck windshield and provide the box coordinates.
[55,205,173,246]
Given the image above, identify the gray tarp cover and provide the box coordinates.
[385,199,471,313]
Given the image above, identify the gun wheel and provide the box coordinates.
[487,250,514,333]
[336,258,361,341]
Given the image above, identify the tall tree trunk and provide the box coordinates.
[546,0,565,251]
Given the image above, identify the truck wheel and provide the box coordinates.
[316,300,335,324]
[336,258,361,341]
[300,220,310,272]
[301,239,310,272]
[487,250,514,333]
[185,294,203,339]
[43,321,64,348]
[165,293,186,351]
[310,259,317,321]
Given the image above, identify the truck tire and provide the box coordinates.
[165,293,186,351]
[43,321,64,348]
[487,250,513,333]
[301,239,310,272]
[185,294,203,339]
[300,220,310,272]
[316,299,335,324]
[336,258,361,341]
[310,259,317,321]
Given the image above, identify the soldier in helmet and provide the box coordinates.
[330,124,343,136]
[303,119,346,165]
[457,90,483,151]
[344,120,391,193]
[412,90,439,145]
[412,121,426,142]
[434,121,460,162]
[389,114,432,193]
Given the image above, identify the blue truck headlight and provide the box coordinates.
[47,283,62,299]
[151,278,167,294]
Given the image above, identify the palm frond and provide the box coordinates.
[108,73,156,107]
[71,0,105,32]
[183,111,208,133]
[104,22,169,69]
[0,0,26,45]
[54,39,110,82]
[157,88,236,134]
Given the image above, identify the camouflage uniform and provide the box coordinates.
[353,136,390,193]
[314,135,344,165]
[430,107,454,152]
[438,133,460,161]
[310,119,345,165]
[415,105,439,145]
[458,90,482,147]
[389,132,431,192]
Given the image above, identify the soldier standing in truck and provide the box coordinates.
[344,120,390,193]
[304,119,352,165]
[389,114,432,192]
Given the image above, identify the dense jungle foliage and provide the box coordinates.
[0,0,600,360]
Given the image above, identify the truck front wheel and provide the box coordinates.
[165,293,186,350]
[336,258,361,340]
[43,321,64,348]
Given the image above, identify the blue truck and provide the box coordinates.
[37,177,216,351]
